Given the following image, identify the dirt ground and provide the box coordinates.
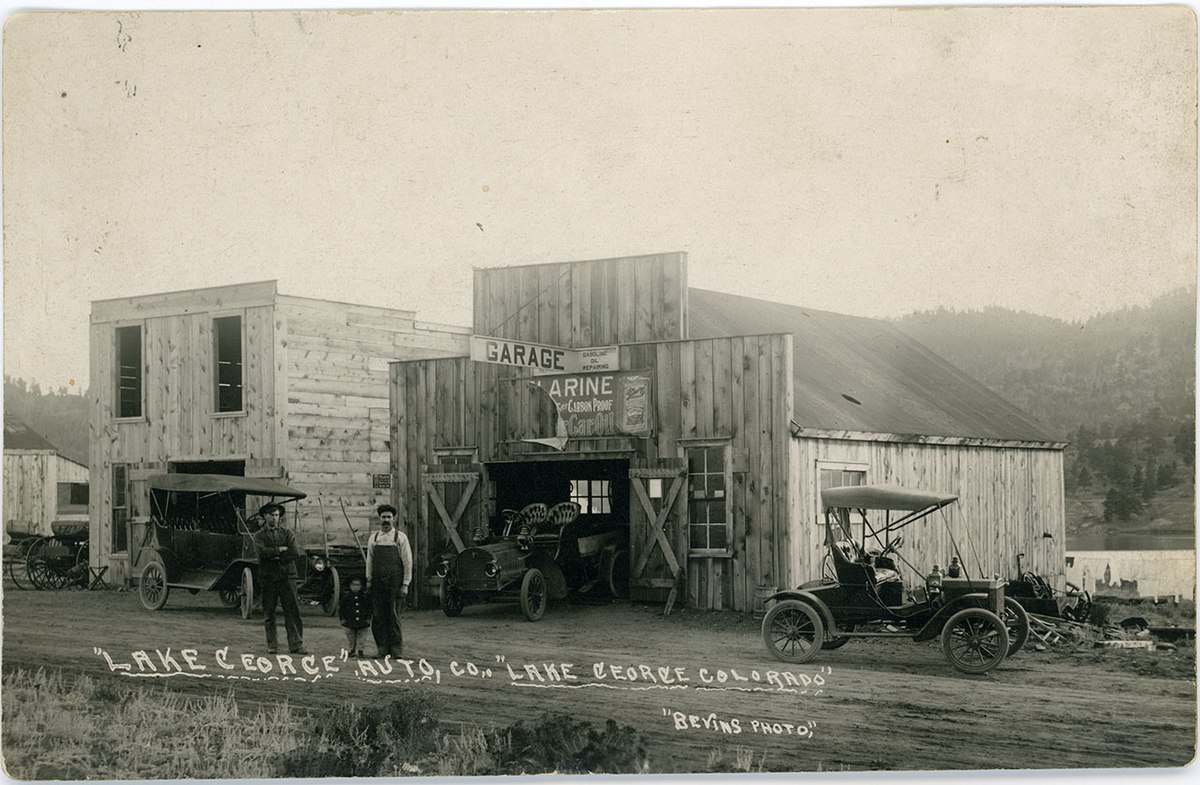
[1,585,1195,774]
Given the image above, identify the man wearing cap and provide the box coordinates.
[252,502,306,655]
[366,504,412,658]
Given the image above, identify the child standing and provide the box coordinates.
[339,576,372,658]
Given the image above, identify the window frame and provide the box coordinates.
[433,446,479,467]
[815,459,870,539]
[569,479,612,515]
[212,312,246,416]
[113,323,145,421]
[111,463,129,554]
[681,439,733,557]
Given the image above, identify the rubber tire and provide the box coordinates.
[520,568,547,622]
[139,561,170,611]
[941,608,1010,675]
[240,567,255,620]
[321,566,340,616]
[761,599,825,664]
[440,576,464,618]
[822,636,851,650]
[605,549,630,599]
[1002,597,1030,657]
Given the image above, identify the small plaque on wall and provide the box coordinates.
[371,473,392,489]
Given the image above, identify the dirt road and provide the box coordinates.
[1,586,1194,773]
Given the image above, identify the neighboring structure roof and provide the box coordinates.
[3,415,58,451]
[687,288,1062,444]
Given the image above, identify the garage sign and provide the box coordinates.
[530,371,653,437]
[471,336,620,374]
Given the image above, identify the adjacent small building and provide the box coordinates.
[389,253,1067,611]
[4,415,89,537]
[88,281,468,584]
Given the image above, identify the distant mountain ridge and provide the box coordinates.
[891,287,1196,436]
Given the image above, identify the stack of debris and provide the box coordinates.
[1026,612,1193,653]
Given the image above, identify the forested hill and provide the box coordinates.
[3,378,89,465]
[893,287,1196,538]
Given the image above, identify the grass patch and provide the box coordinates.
[2,668,302,780]
[2,668,653,778]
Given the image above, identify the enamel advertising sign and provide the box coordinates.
[529,371,653,438]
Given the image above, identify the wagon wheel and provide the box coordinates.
[139,561,170,611]
[520,568,547,622]
[941,608,1010,675]
[440,575,464,618]
[7,554,29,590]
[605,549,630,599]
[761,599,825,663]
[240,567,255,620]
[71,543,90,588]
[217,587,241,608]
[1001,597,1030,657]
[26,538,56,590]
[321,566,341,616]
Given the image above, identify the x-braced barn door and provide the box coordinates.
[629,459,687,614]
[421,465,482,556]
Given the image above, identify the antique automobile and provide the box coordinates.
[761,484,1029,674]
[296,543,367,616]
[433,502,630,621]
[134,473,327,618]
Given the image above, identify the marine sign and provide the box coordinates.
[529,371,653,437]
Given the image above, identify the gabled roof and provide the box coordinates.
[3,415,58,451]
[687,288,1061,444]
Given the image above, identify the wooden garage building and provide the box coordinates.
[389,253,1066,611]
[89,281,468,584]
[4,416,89,537]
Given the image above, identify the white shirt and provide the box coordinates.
[365,527,413,588]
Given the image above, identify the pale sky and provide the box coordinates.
[3,6,1196,390]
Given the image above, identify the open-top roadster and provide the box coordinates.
[433,501,629,621]
[762,484,1029,674]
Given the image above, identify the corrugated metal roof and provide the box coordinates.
[3,415,58,451]
[687,288,1061,443]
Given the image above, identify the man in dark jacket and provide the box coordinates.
[252,503,306,654]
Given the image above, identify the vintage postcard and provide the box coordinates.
[1,7,1195,782]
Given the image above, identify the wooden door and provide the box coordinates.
[420,464,483,602]
[628,459,687,614]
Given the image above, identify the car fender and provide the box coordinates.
[912,592,991,642]
[766,588,840,636]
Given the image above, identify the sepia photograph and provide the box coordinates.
[1,5,1196,781]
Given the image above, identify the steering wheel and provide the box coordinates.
[880,536,904,556]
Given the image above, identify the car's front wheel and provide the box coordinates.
[1001,597,1030,657]
[440,575,464,618]
[762,599,825,663]
[941,608,1010,674]
[520,568,547,622]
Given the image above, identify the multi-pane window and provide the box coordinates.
[818,463,868,538]
[111,464,129,553]
[213,316,243,413]
[57,482,90,514]
[687,445,729,553]
[570,480,611,514]
[115,325,142,418]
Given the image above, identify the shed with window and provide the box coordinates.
[88,281,469,584]
[388,253,1066,612]
[3,415,89,538]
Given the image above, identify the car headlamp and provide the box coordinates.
[435,560,450,578]
[312,557,326,572]
[484,560,500,578]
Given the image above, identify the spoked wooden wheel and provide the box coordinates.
[520,568,547,621]
[605,549,630,599]
[941,608,1010,674]
[321,566,341,616]
[762,599,825,663]
[139,561,170,611]
[440,575,464,617]
[240,567,255,620]
[1001,597,1030,657]
[217,587,241,608]
[6,556,29,590]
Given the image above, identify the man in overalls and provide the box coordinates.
[366,504,412,658]
[252,503,306,655]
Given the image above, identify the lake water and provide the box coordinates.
[1067,533,1194,551]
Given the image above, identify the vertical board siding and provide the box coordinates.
[790,437,1067,587]
[390,332,793,611]
[471,253,688,347]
